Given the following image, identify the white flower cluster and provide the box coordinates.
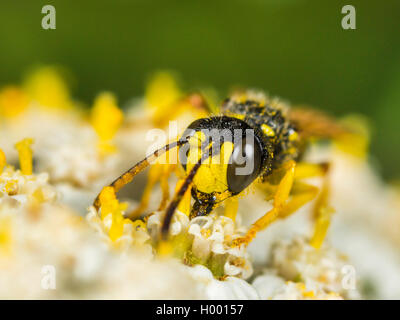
[187,265,259,299]
[253,273,343,300]
[255,236,360,299]
[86,206,153,258]
[0,201,206,299]
[147,211,253,279]
[36,128,118,188]
[0,165,57,207]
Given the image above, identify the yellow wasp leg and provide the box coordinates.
[127,162,176,219]
[224,196,239,222]
[294,162,329,179]
[279,182,319,219]
[232,161,332,248]
[282,162,334,249]
[295,162,333,249]
[126,164,163,219]
[284,162,333,249]
[310,179,334,249]
[158,164,176,211]
[233,160,296,247]
[93,141,182,211]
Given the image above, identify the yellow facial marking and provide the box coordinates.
[186,132,234,194]
[261,124,275,137]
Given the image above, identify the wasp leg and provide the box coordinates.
[125,164,163,219]
[93,141,183,211]
[233,160,296,247]
[232,182,319,248]
[279,182,319,219]
[160,151,210,240]
[294,162,329,180]
[233,161,332,248]
[295,162,334,249]
[310,177,334,249]
[126,160,177,219]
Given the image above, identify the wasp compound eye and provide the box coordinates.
[227,132,262,194]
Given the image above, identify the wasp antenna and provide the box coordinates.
[93,140,185,210]
[160,146,212,240]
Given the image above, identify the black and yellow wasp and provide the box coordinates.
[94,92,356,249]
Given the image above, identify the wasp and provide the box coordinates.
[94,92,356,249]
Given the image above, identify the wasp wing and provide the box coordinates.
[288,106,350,140]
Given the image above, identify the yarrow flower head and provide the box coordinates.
[0,66,397,299]
[147,211,253,279]
[0,141,57,208]
[86,187,152,255]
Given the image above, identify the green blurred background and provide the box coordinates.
[1,0,399,180]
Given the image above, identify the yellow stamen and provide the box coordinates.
[0,149,6,174]
[158,240,174,256]
[5,180,18,196]
[24,66,72,110]
[131,220,146,231]
[98,186,128,242]
[109,212,125,242]
[0,86,29,118]
[0,216,12,255]
[145,72,186,126]
[98,186,127,219]
[14,138,34,175]
[91,92,124,155]
[146,71,181,110]
[32,188,46,203]
[296,283,315,298]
